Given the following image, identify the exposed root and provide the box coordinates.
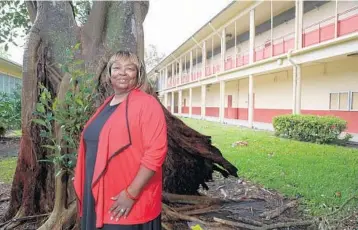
[213,217,261,230]
[260,220,315,230]
[259,200,298,220]
[37,171,75,230]
[162,203,220,227]
[163,192,223,205]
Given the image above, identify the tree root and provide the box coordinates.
[182,205,220,216]
[1,207,26,230]
[0,213,50,228]
[259,200,298,220]
[37,171,77,230]
[213,217,261,230]
[163,192,223,205]
[172,204,210,212]
[260,220,315,230]
[162,203,220,227]
[228,215,264,226]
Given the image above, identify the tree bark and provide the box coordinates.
[4,1,238,229]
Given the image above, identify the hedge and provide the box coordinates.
[272,114,351,144]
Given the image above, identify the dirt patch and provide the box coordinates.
[0,183,11,221]
[0,137,20,158]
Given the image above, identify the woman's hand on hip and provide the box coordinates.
[109,190,135,221]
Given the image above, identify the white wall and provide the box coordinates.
[192,87,201,107]
[301,58,358,110]
[254,70,293,109]
[206,83,220,107]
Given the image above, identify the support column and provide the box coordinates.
[178,90,182,115]
[171,63,175,87]
[165,67,168,89]
[292,65,302,114]
[295,0,303,50]
[296,65,302,114]
[179,58,182,85]
[189,88,193,117]
[335,0,338,38]
[164,93,168,109]
[292,67,297,114]
[270,0,273,57]
[219,81,225,123]
[171,91,175,114]
[221,28,226,72]
[249,9,255,64]
[190,51,193,82]
[202,41,206,79]
[248,75,254,128]
[201,85,206,119]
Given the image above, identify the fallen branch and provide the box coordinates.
[259,200,297,220]
[0,197,10,203]
[228,215,263,226]
[213,217,261,230]
[260,220,315,230]
[162,203,220,227]
[173,204,209,212]
[183,205,220,216]
[163,192,223,205]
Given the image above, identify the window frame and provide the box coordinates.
[330,91,357,111]
[351,91,358,111]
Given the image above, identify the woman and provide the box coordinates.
[73,50,168,230]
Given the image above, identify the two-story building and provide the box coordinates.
[148,0,358,136]
[0,57,22,94]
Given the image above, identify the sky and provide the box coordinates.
[7,0,231,65]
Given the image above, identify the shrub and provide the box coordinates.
[273,114,351,144]
[0,85,22,132]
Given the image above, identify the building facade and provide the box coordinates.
[0,57,22,94]
[148,0,358,135]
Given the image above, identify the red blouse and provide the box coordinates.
[73,89,168,228]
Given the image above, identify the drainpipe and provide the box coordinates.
[287,49,301,114]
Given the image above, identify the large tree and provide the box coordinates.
[0,1,238,229]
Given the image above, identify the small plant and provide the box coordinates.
[32,43,97,174]
[273,114,351,144]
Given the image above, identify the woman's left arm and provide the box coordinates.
[109,97,167,220]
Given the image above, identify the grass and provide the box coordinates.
[0,157,17,184]
[6,129,21,137]
[181,117,358,215]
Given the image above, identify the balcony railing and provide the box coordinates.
[164,6,358,90]
[303,6,358,47]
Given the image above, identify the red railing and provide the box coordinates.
[303,6,358,47]
[224,56,234,70]
[236,51,249,67]
[165,6,358,89]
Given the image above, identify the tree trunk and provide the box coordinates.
[3,1,238,229]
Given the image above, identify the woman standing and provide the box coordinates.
[73,51,168,230]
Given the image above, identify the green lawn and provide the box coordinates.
[0,157,17,184]
[181,118,358,215]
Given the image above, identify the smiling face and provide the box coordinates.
[109,57,138,94]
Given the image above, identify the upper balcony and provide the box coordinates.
[158,0,358,92]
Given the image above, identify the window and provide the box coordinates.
[339,92,349,110]
[352,92,358,110]
[330,92,358,111]
[329,93,339,110]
